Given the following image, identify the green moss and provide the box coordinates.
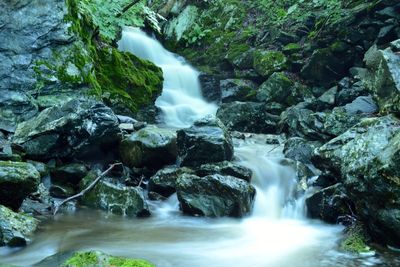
[253,50,288,77]
[62,251,154,267]
[341,225,372,254]
[283,43,302,54]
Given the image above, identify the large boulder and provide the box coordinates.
[12,99,120,160]
[220,79,257,103]
[148,167,195,198]
[120,125,177,169]
[0,161,40,210]
[256,72,293,104]
[199,74,221,102]
[176,174,256,217]
[0,204,38,247]
[363,45,400,114]
[313,115,400,245]
[217,102,279,134]
[80,172,150,217]
[50,163,88,186]
[177,117,234,167]
[283,137,322,164]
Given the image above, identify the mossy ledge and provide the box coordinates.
[34,0,163,114]
[62,251,155,267]
[340,224,372,254]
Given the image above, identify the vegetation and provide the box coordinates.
[340,224,372,254]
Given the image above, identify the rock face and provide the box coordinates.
[217,102,279,133]
[120,125,177,169]
[80,173,150,217]
[176,174,256,217]
[177,117,234,167]
[363,45,400,114]
[0,161,40,210]
[0,204,38,247]
[12,99,120,160]
[313,115,400,245]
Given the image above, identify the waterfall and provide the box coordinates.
[118,27,217,128]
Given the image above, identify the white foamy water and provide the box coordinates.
[118,27,217,128]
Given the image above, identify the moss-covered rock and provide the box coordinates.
[80,172,150,217]
[0,161,40,210]
[256,72,293,104]
[253,50,288,78]
[0,204,38,247]
[62,251,154,267]
[340,224,372,254]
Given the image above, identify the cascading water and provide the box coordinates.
[0,28,388,267]
[117,27,217,128]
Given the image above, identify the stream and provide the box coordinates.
[0,28,396,267]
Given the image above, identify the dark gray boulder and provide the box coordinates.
[176,174,256,217]
[199,74,221,102]
[12,99,121,161]
[120,125,177,169]
[344,95,378,115]
[305,183,352,224]
[0,205,38,247]
[283,137,322,164]
[220,79,257,103]
[217,102,279,134]
[50,163,88,186]
[195,161,252,182]
[148,167,195,198]
[177,117,234,167]
[0,161,40,210]
[80,172,150,217]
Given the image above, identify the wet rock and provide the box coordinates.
[0,204,38,247]
[0,90,38,133]
[283,137,322,164]
[49,184,75,198]
[377,25,397,45]
[148,167,195,198]
[253,50,288,77]
[120,125,177,169]
[305,183,352,224]
[195,161,253,182]
[50,163,88,186]
[217,102,279,134]
[176,174,255,217]
[26,160,49,177]
[313,115,400,245]
[80,172,150,217]
[177,117,233,167]
[12,99,120,161]
[220,79,257,103]
[363,45,400,114]
[19,183,53,216]
[336,79,369,106]
[315,86,337,110]
[199,74,221,102]
[0,161,40,210]
[256,72,293,104]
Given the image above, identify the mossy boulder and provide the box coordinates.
[176,173,256,217]
[220,79,258,103]
[340,224,372,254]
[62,251,154,267]
[120,125,177,169]
[80,172,150,217]
[0,204,38,247]
[253,50,288,78]
[0,161,40,210]
[256,72,294,104]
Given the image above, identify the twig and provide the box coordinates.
[138,175,145,187]
[52,163,122,215]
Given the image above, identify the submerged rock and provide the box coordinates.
[80,173,150,217]
[120,125,177,169]
[217,102,279,134]
[12,99,120,161]
[176,174,255,217]
[61,251,154,267]
[177,117,234,167]
[0,204,38,247]
[0,161,40,210]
